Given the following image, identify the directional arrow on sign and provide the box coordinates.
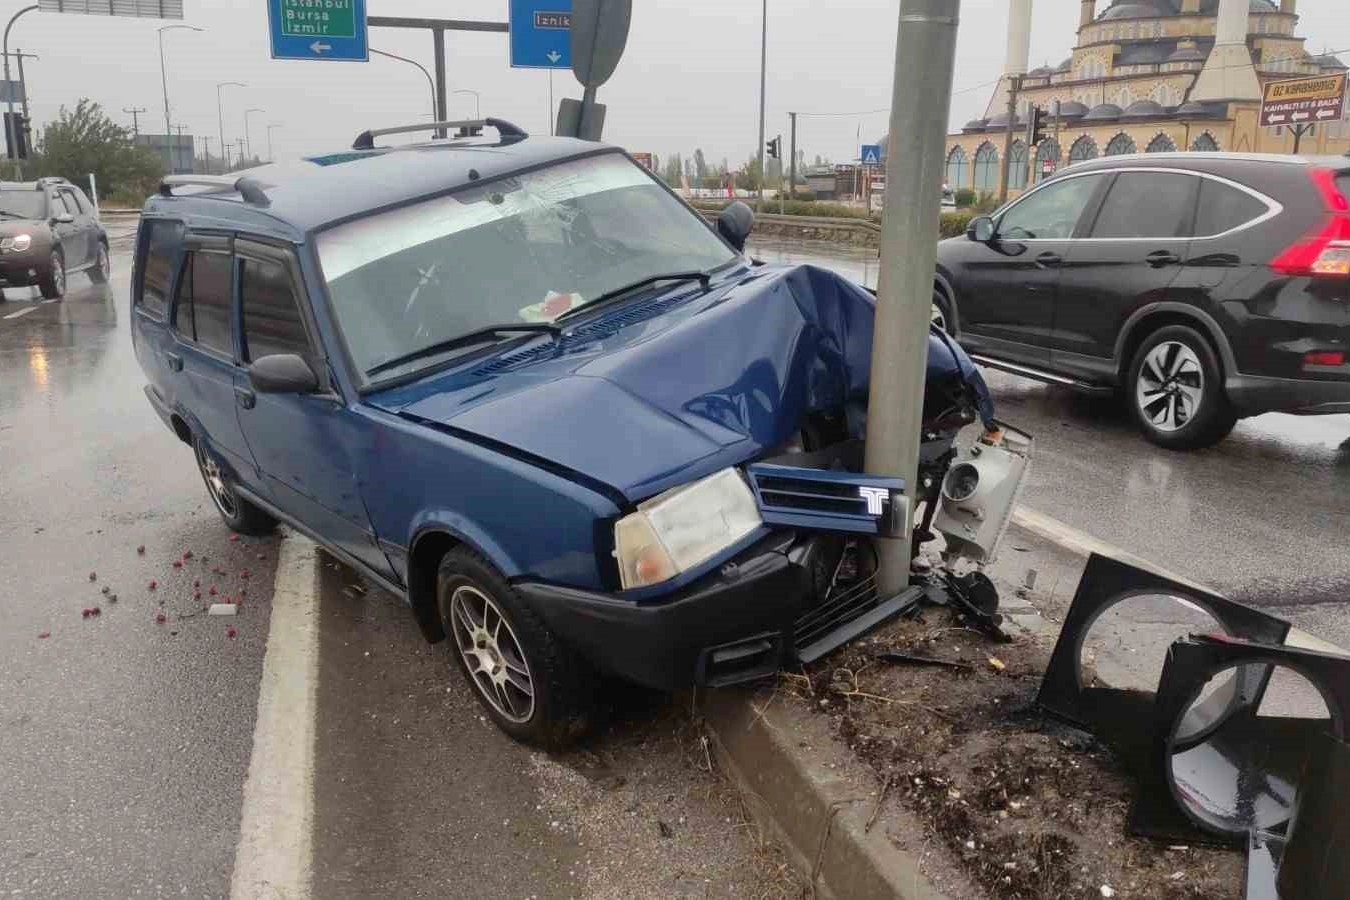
[1268,113,1286,123]
[310,40,331,54]
[1291,111,1310,121]
[547,49,562,63]
[1315,108,1336,119]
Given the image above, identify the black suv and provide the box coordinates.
[0,177,109,299]
[934,153,1350,449]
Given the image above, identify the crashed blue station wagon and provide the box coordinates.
[130,119,1025,747]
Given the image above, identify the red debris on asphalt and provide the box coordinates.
[37,632,50,639]
[239,588,247,596]
[90,607,101,616]
[229,534,240,543]
[148,580,157,590]
[182,550,193,560]
[81,608,92,618]
[172,560,183,569]
[209,586,217,596]
[193,579,201,588]
[155,611,167,624]
[136,545,146,555]
[194,590,202,600]
[226,627,237,639]
[240,569,250,579]
[88,572,97,582]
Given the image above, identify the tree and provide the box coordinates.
[693,148,707,179]
[662,152,682,186]
[735,155,762,192]
[38,100,164,202]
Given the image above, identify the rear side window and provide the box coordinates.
[62,190,87,215]
[1193,179,1269,237]
[240,257,310,361]
[138,220,183,319]
[174,251,234,356]
[1089,172,1195,238]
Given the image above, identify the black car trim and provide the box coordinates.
[1113,302,1239,376]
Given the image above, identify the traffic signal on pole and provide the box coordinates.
[4,112,28,160]
[766,136,780,160]
[1028,106,1047,147]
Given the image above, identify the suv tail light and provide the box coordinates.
[1270,168,1350,278]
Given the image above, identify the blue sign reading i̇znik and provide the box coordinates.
[268,0,368,61]
[510,0,572,69]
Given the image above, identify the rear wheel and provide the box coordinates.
[38,251,64,300]
[931,290,952,333]
[1127,325,1235,450]
[438,547,597,748]
[88,242,110,284]
[193,435,276,534]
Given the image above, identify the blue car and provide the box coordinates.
[131,119,1007,747]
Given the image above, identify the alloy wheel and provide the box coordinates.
[450,585,535,723]
[1135,341,1204,433]
[195,441,238,518]
[97,246,110,280]
[931,303,947,332]
[51,255,64,295]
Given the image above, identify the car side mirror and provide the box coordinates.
[967,216,995,243]
[53,212,74,224]
[248,353,319,394]
[717,201,755,252]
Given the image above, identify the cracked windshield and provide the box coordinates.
[318,153,736,379]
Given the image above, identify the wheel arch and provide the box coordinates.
[406,521,522,645]
[932,269,961,335]
[1115,303,1236,383]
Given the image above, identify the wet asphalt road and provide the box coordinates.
[752,238,1350,641]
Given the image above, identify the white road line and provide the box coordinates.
[41,298,60,304]
[231,530,319,900]
[2,306,36,320]
[1010,505,1220,594]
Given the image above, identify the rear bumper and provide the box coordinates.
[516,531,914,690]
[1226,373,1350,416]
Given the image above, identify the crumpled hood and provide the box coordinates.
[368,264,991,502]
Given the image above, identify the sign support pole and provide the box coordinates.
[999,73,1021,203]
[433,26,447,138]
[866,0,961,596]
[788,111,797,200]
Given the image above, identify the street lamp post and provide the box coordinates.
[370,48,436,122]
[452,89,480,119]
[159,25,203,139]
[244,107,264,163]
[216,81,245,172]
[3,5,37,172]
[756,0,767,210]
[266,123,281,162]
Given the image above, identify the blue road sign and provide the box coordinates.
[510,0,572,69]
[268,0,368,62]
[860,144,882,167]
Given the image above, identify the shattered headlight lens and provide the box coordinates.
[614,468,762,589]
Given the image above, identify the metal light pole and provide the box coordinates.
[266,123,281,162]
[123,106,147,136]
[3,5,36,170]
[865,0,962,594]
[244,107,263,163]
[756,0,767,210]
[216,81,245,172]
[159,25,203,139]
[370,48,436,121]
[452,89,480,119]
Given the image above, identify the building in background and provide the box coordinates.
[931,0,1347,200]
[135,133,194,175]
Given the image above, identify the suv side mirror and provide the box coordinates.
[53,212,74,224]
[967,216,995,243]
[717,201,755,252]
[248,353,319,394]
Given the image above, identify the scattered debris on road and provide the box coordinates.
[208,603,238,617]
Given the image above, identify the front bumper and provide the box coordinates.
[0,256,46,287]
[1226,373,1350,416]
[516,531,915,690]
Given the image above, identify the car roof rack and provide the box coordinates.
[351,117,528,151]
[159,175,271,208]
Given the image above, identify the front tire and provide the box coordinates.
[438,547,597,748]
[193,434,276,534]
[931,289,952,333]
[88,242,111,284]
[1127,325,1235,450]
[38,251,65,300]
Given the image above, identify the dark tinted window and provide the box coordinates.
[63,190,89,214]
[1089,172,1195,238]
[998,174,1101,240]
[177,251,234,356]
[138,220,183,318]
[241,257,310,361]
[1193,179,1268,237]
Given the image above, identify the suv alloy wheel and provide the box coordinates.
[1126,325,1236,450]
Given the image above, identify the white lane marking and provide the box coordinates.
[41,298,60,305]
[231,530,319,900]
[2,306,37,319]
[1010,505,1220,594]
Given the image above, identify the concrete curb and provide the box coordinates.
[701,685,947,900]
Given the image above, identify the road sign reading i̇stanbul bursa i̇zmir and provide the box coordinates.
[268,0,368,61]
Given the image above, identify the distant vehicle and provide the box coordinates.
[934,152,1350,449]
[941,184,956,209]
[131,120,1021,747]
[0,178,109,299]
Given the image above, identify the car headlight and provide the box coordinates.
[614,468,762,589]
[2,234,30,251]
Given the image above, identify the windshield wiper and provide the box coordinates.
[554,271,711,324]
[365,322,560,378]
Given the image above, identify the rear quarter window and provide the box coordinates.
[1193,179,1269,237]
[137,220,184,319]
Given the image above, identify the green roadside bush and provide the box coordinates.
[954,188,977,208]
[940,211,974,238]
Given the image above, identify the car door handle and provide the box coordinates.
[1145,250,1181,267]
[1034,251,1062,269]
[165,352,183,372]
[234,385,256,410]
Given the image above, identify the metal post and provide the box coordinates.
[266,124,280,162]
[548,71,554,135]
[865,0,962,595]
[756,0,767,211]
[123,106,146,136]
[432,27,447,138]
[159,26,203,143]
[1050,99,1061,179]
[3,5,37,169]
[372,48,436,121]
[452,89,480,119]
[14,49,30,127]
[999,74,1021,203]
[217,82,245,174]
[788,111,797,200]
[203,136,213,174]
[777,135,784,214]
[244,108,263,163]
[1292,122,1309,154]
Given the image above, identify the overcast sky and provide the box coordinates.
[7,0,1349,166]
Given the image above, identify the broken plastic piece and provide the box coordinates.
[208,603,238,617]
[874,650,973,672]
[1277,735,1350,900]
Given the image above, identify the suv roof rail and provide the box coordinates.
[159,175,271,208]
[35,176,70,185]
[351,117,528,151]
